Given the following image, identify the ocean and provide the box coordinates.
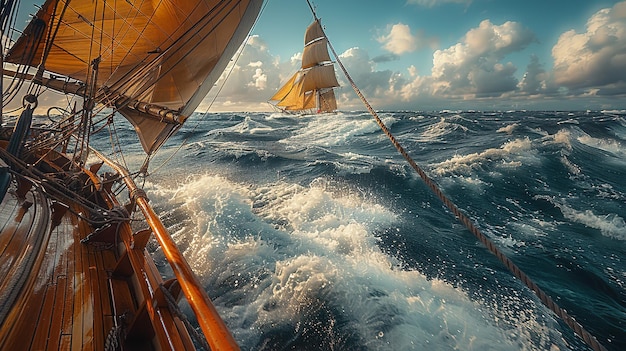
[115,110,625,350]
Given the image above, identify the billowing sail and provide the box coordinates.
[305,20,325,46]
[5,0,264,154]
[269,19,338,113]
[302,39,331,69]
[319,90,337,112]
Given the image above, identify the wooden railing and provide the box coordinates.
[91,147,240,351]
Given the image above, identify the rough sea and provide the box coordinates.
[115,110,625,350]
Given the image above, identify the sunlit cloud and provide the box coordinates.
[377,23,437,55]
[406,0,472,8]
[378,23,418,55]
[518,54,552,95]
[200,35,282,112]
[211,3,626,111]
[428,19,535,97]
[552,1,626,96]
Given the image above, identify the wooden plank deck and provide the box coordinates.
[0,187,124,351]
[0,147,201,351]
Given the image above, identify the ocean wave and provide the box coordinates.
[536,195,626,240]
[417,117,469,142]
[210,116,277,135]
[540,129,573,151]
[198,141,277,160]
[137,111,624,350]
[147,174,562,350]
[577,135,626,158]
[282,113,396,148]
[431,138,534,176]
[496,123,519,135]
[559,205,626,240]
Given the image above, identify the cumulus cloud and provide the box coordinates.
[208,3,626,112]
[337,47,402,101]
[210,38,406,111]
[552,1,626,95]
[429,19,535,97]
[379,24,418,54]
[518,54,551,95]
[201,35,285,111]
[377,23,437,55]
[248,65,267,90]
[406,0,472,8]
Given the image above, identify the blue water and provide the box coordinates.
[131,111,624,350]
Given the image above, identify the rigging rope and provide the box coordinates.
[305,1,608,351]
[159,283,211,351]
[0,145,129,226]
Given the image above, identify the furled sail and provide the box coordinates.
[5,0,264,154]
[269,19,338,113]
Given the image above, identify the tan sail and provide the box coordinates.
[269,19,339,113]
[319,89,337,112]
[270,73,300,102]
[302,39,332,69]
[275,73,316,110]
[301,64,339,92]
[305,20,326,45]
[6,0,263,154]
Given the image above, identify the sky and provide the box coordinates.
[8,0,626,112]
[204,0,626,112]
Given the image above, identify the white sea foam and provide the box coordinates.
[418,117,469,142]
[536,195,626,240]
[217,116,275,135]
[313,152,379,174]
[497,123,519,135]
[146,174,563,350]
[560,155,581,175]
[541,129,573,150]
[577,135,626,157]
[559,204,626,240]
[184,137,277,160]
[282,113,394,148]
[432,138,534,176]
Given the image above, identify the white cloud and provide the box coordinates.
[406,0,471,8]
[329,19,540,108]
[336,47,404,108]
[465,20,534,55]
[429,20,535,97]
[248,68,267,90]
[200,35,284,112]
[518,54,550,95]
[378,24,418,55]
[552,1,626,95]
[378,23,438,55]
[207,5,626,112]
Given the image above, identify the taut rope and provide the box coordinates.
[305,1,608,350]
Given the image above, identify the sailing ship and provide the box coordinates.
[269,18,339,113]
[0,0,612,349]
[0,0,263,350]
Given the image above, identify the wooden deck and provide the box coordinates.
[0,176,200,351]
[0,185,122,350]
